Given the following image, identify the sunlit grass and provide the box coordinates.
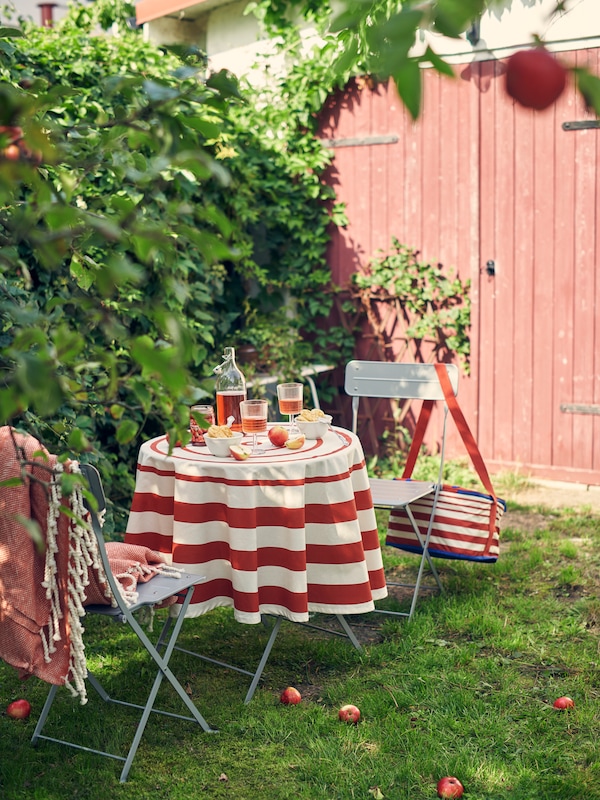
[1,503,599,799]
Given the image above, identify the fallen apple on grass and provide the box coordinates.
[6,699,31,719]
[285,434,305,450]
[280,686,302,705]
[230,444,251,461]
[553,696,575,710]
[268,426,289,447]
[436,776,464,799]
[338,704,360,724]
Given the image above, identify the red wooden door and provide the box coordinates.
[477,49,600,483]
[320,48,600,484]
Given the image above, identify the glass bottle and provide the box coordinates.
[214,346,247,432]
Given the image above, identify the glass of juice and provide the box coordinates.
[277,383,303,432]
[240,399,268,454]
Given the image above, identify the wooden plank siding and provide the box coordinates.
[320,48,600,484]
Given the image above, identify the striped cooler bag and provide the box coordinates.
[386,363,505,563]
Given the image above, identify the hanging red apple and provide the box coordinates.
[505,47,567,110]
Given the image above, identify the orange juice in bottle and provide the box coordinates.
[214,347,247,432]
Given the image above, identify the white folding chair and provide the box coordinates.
[344,360,460,620]
[31,464,216,783]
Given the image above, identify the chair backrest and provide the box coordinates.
[344,360,459,436]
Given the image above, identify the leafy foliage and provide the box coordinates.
[251,0,600,119]
[0,1,345,528]
[352,239,471,368]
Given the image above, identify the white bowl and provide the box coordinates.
[295,415,332,440]
[204,431,244,457]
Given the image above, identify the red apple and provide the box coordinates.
[505,47,567,111]
[437,777,464,799]
[280,686,301,705]
[553,696,575,710]
[6,699,31,719]
[338,704,360,724]
[268,425,289,447]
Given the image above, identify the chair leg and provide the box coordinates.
[124,588,215,733]
[334,615,362,650]
[244,616,283,704]
[374,505,445,621]
[32,586,215,783]
[31,684,58,745]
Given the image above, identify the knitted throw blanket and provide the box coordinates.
[0,428,178,704]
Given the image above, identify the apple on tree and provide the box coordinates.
[436,776,464,799]
[505,47,567,111]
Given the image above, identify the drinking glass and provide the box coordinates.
[277,383,303,433]
[240,399,268,454]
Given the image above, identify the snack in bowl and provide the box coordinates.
[297,408,326,422]
[206,424,234,439]
[204,428,244,456]
[295,409,332,440]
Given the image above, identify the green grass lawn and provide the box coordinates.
[1,501,599,800]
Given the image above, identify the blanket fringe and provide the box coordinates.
[42,462,115,704]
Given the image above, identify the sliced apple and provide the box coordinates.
[285,434,305,450]
[230,444,251,460]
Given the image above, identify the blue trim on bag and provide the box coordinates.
[386,542,498,562]
[443,486,507,511]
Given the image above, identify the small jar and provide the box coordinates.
[190,404,215,445]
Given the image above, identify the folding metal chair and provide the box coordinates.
[344,360,460,620]
[31,464,216,783]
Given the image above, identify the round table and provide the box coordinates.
[125,426,387,623]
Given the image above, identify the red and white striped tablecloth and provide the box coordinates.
[125,427,387,623]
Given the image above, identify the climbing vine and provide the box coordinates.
[351,239,471,369]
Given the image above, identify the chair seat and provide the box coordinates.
[368,478,435,509]
[86,571,205,616]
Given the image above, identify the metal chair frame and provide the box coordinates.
[161,611,361,704]
[344,360,460,620]
[31,464,216,783]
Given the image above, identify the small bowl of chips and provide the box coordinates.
[295,409,332,440]
[204,425,244,457]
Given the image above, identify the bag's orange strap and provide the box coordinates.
[401,399,434,479]
[434,363,499,551]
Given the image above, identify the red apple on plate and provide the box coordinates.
[437,777,464,799]
[280,686,301,705]
[6,699,31,719]
[268,426,289,447]
[553,696,575,710]
[338,704,360,724]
